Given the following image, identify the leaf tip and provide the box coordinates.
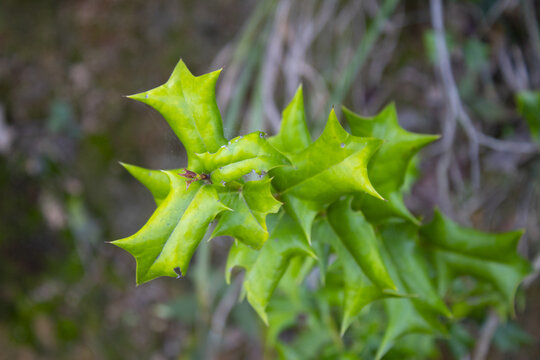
[126,91,151,103]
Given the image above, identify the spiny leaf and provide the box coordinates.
[380,221,451,318]
[212,178,282,249]
[376,297,444,360]
[281,194,319,244]
[114,60,532,358]
[272,109,383,203]
[344,103,438,192]
[267,86,316,242]
[128,60,227,171]
[270,109,383,242]
[376,238,447,360]
[312,218,402,336]
[112,171,229,284]
[193,131,290,184]
[327,197,396,291]
[278,256,317,298]
[225,240,259,284]
[344,104,438,223]
[244,212,317,324]
[119,162,178,206]
[419,210,530,314]
[269,85,312,155]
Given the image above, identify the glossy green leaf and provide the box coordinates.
[271,109,383,242]
[128,60,227,171]
[272,109,383,203]
[419,210,530,313]
[344,104,438,223]
[112,171,229,284]
[244,212,316,324]
[114,60,533,358]
[269,85,312,155]
[516,90,540,143]
[327,197,396,291]
[212,178,282,249]
[193,131,290,183]
[120,162,178,206]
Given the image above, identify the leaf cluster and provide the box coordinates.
[113,60,530,358]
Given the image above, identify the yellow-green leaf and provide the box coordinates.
[128,60,227,171]
[194,131,290,184]
[344,104,438,223]
[112,171,229,284]
[119,162,179,206]
[268,85,311,155]
[212,178,282,249]
[244,212,316,324]
[327,197,396,291]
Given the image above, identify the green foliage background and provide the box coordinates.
[1,0,540,359]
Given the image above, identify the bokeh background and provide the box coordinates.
[1,0,539,359]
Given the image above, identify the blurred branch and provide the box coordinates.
[523,0,540,63]
[497,45,530,91]
[477,132,538,154]
[430,0,481,201]
[472,311,499,360]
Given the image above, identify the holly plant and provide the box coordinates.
[112,60,531,359]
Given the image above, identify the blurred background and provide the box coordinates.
[1,0,539,359]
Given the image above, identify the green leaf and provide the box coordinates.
[272,109,383,203]
[376,296,443,360]
[312,218,401,336]
[344,104,438,223]
[327,197,396,291]
[225,240,258,284]
[516,90,540,144]
[271,109,383,241]
[120,162,178,206]
[380,221,451,318]
[375,237,447,360]
[112,171,229,284]
[269,85,312,155]
[419,210,530,313]
[128,60,227,170]
[212,178,282,249]
[114,60,533,358]
[193,131,290,184]
[281,194,319,244]
[278,256,316,295]
[244,212,316,324]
